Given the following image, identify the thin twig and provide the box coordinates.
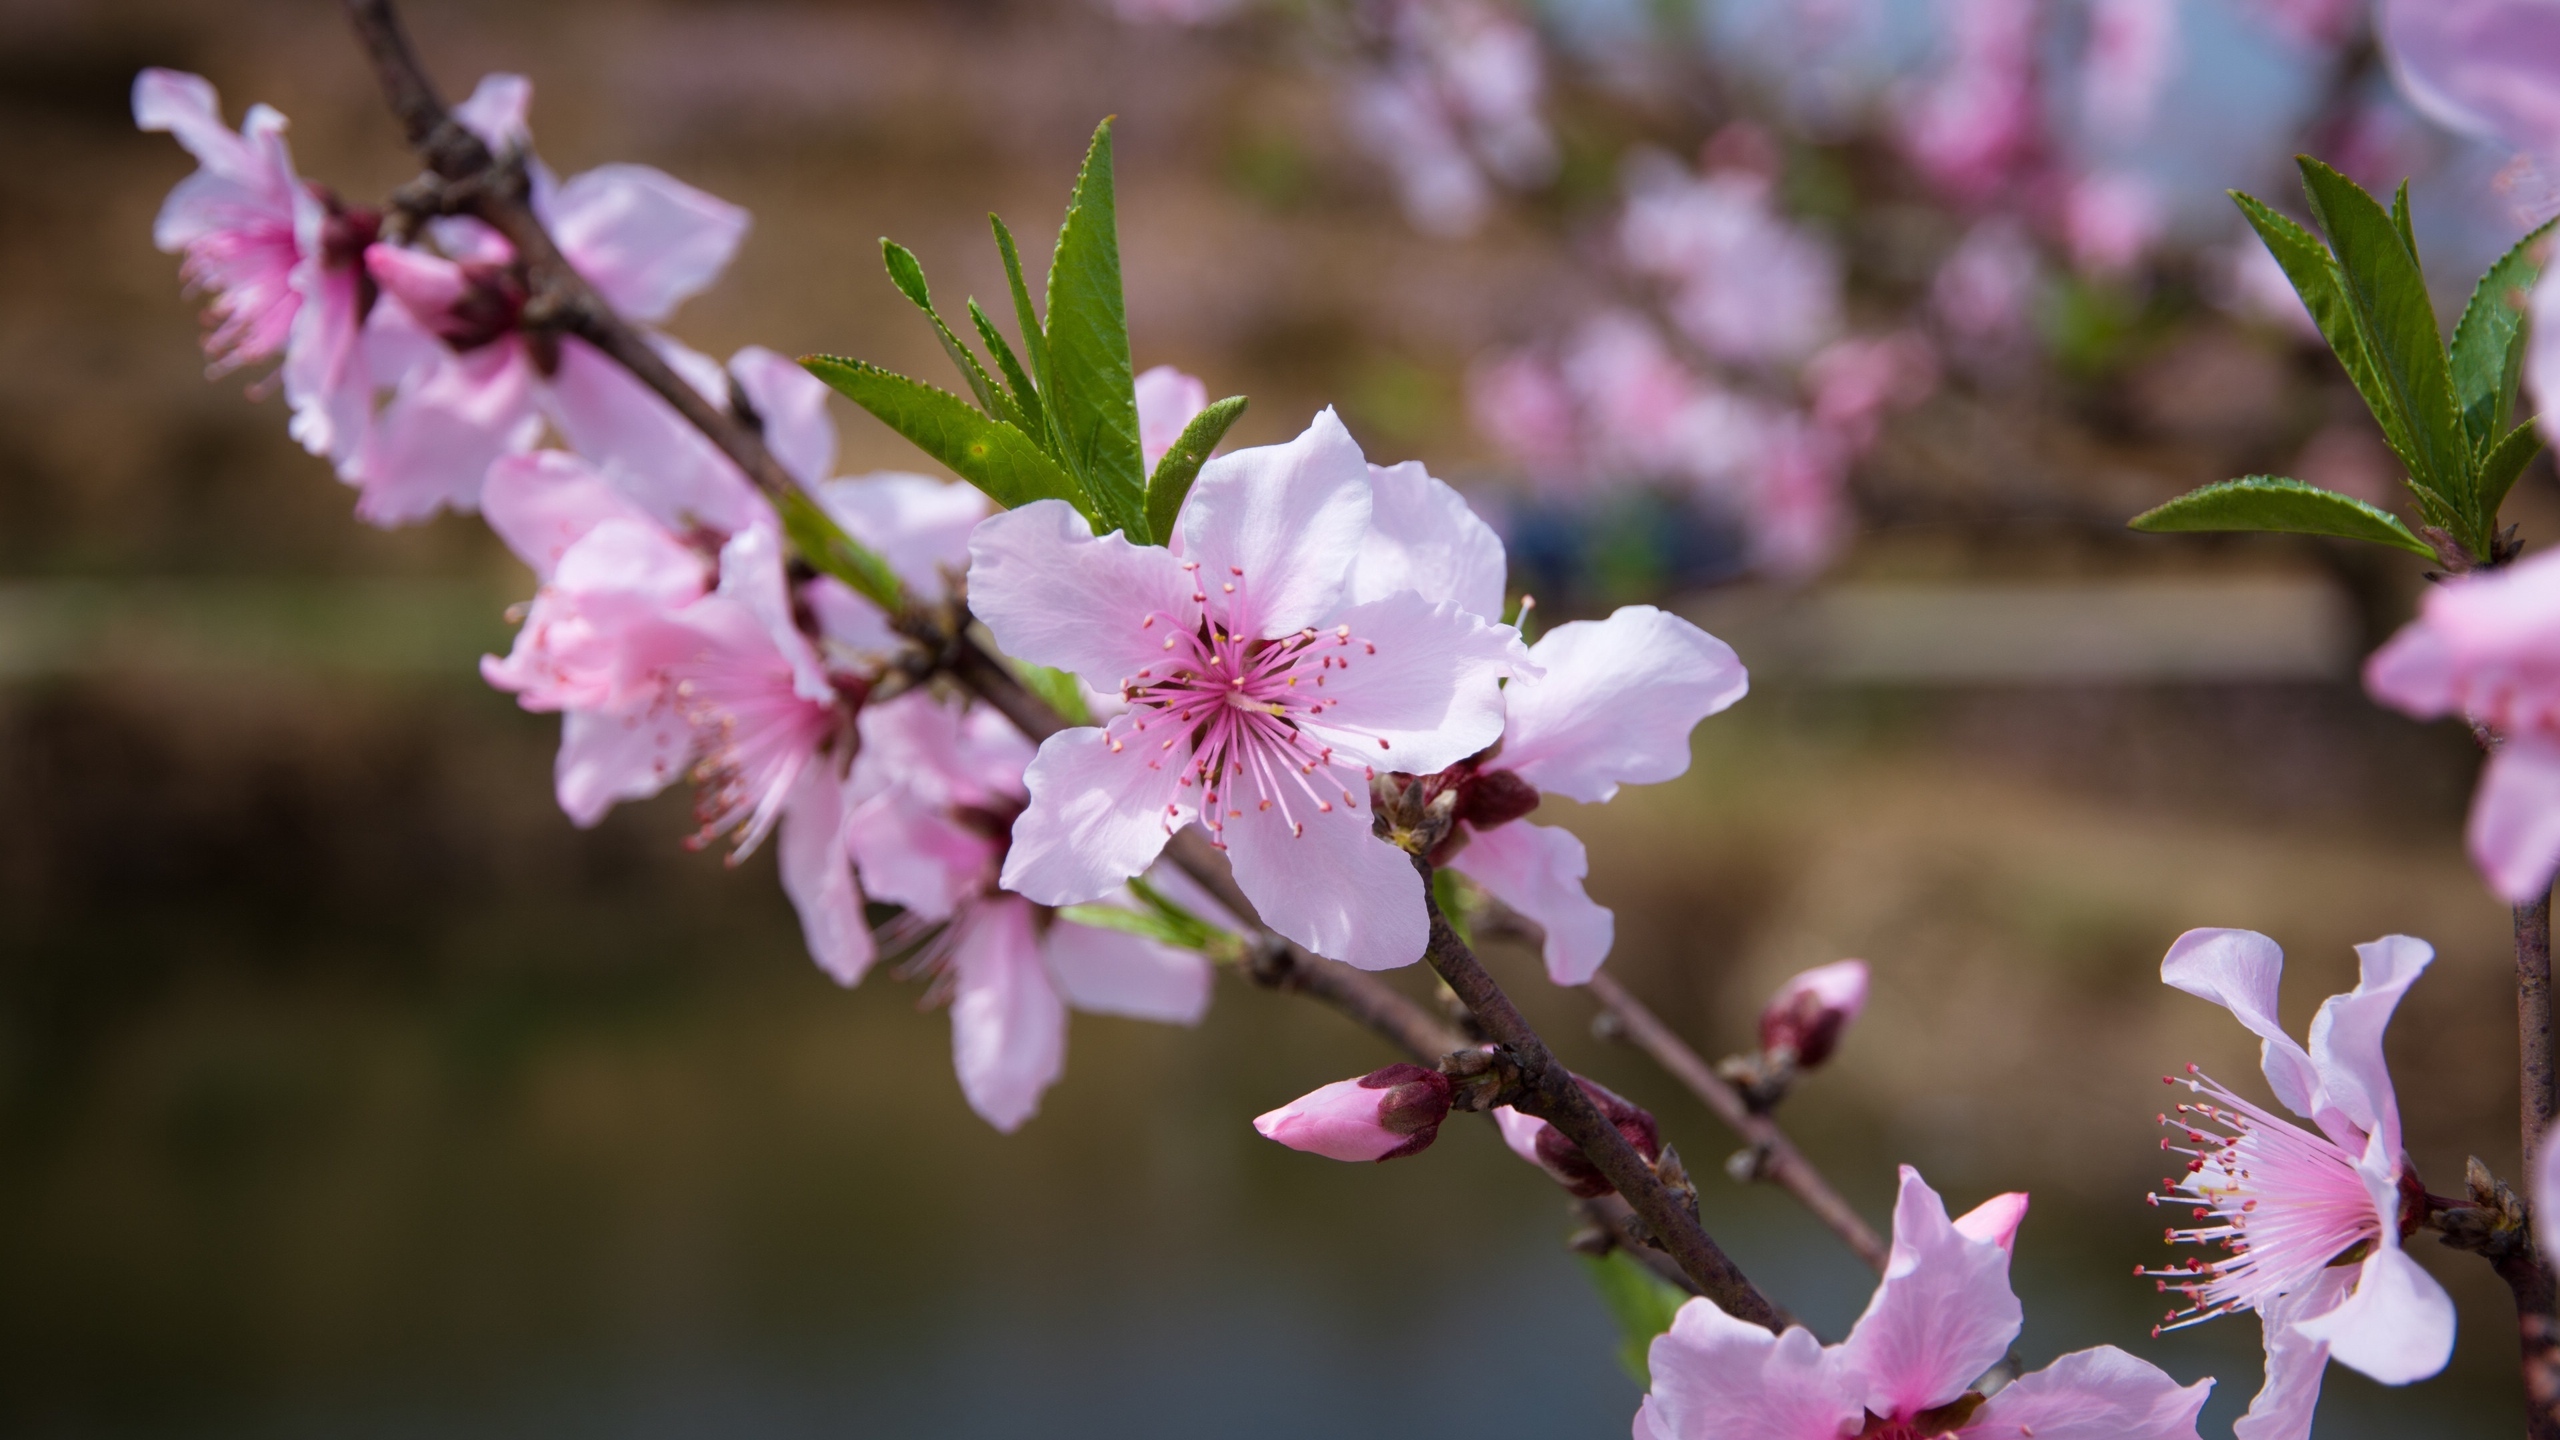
[2521,888,2553,1175]
[1585,971,1886,1272]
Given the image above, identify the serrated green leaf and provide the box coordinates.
[1043,120,1150,542]
[2127,475,2437,557]
[1578,1251,1689,1384]
[2451,218,2556,452]
[775,484,905,613]
[1143,395,1247,542]
[969,296,1045,440]
[991,213,1050,396]
[2390,179,2418,266]
[2478,421,2546,518]
[1013,660,1094,727]
[801,356,1086,511]
[2296,159,2471,529]
[2231,193,2430,511]
[879,240,1011,423]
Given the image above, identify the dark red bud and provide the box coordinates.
[1453,767,1541,832]
[1756,960,1868,1070]
[1357,1063,1453,1154]
[1528,1075,1661,1197]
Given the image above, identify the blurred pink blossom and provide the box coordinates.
[1134,363,1208,471]
[1932,217,2043,346]
[2246,0,2360,49]
[1466,351,1581,487]
[1747,413,1851,579]
[2083,0,2182,136]
[1757,958,1868,1068]
[134,68,383,471]
[2145,929,2454,1435]
[2381,0,2560,169]
[1254,1063,1453,1161]
[968,409,1522,969]
[1347,0,1556,236]
[1897,0,2041,201]
[1806,331,1939,449]
[1620,166,1842,366]
[1637,1167,2211,1440]
[2208,238,2321,340]
[2367,549,2560,901]
[2065,170,2165,275]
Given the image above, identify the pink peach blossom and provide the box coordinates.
[1896,0,2041,202]
[1253,1063,1454,1162]
[1489,1074,1660,1197]
[2380,0,2560,167]
[1638,1166,2211,1440]
[2367,550,2560,902]
[2144,929,2455,1438]
[1620,168,1842,367]
[967,408,1522,970]
[1134,364,1209,471]
[1758,958,1869,1069]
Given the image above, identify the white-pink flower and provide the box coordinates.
[1896,0,2040,203]
[1252,1062,1453,1162]
[134,68,382,469]
[351,74,754,528]
[2144,928,2456,1438]
[1639,1166,2212,1440]
[2366,550,2560,903]
[847,690,1215,1131]
[2380,0,2560,168]
[1620,167,1842,368]
[967,408,1522,970]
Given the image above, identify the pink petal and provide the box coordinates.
[844,787,992,921]
[2537,270,2560,447]
[1492,1104,1547,1165]
[1252,1076,1410,1162]
[2158,928,2324,1123]
[1834,1166,2023,1419]
[2360,616,2462,718]
[2379,0,2560,158]
[1347,460,1509,620]
[820,472,990,593]
[482,451,656,581]
[1042,916,1213,1023]
[553,703,690,826]
[1448,819,1613,985]
[133,69,252,181]
[364,244,473,331]
[1177,407,1373,636]
[1000,726,1196,906]
[804,575,900,658]
[2231,1268,2353,1440]
[777,760,874,986]
[452,73,532,152]
[728,345,836,487]
[348,344,544,525]
[1296,591,1517,776]
[1950,1190,2028,1253]
[948,897,1067,1132]
[968,499,1202,684]
[1960,1346,2211,1440]
[545,337,765,536]
[714,523,834,705]
[2291,1147,2456,1385]
[2304,935,2432,1159]
[550,163,749,325]
[1135,364,1208,471]
[1496,606,1746,804]
[2472,735,2560,904]
[855,689,1036,805]
[1220,798,1427,970]
[1635,1302,1852,1440]
[281,260,371,466]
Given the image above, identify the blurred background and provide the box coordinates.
[0,0,2546,1434]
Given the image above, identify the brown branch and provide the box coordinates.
[1585,971,1887,1273]
[2522,888,2554,1175]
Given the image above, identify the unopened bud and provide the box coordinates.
[1490,1076,1661,1197]
[1253,1063,1453,1162]
[1757,959,1868,1070]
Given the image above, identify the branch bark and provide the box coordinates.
[2523,887,2553,1175]
[1585,971,1887,1272]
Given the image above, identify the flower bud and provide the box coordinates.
[1253,1063,1453,1162]
[1490,1075,1661,1197]
[1757,959,1868,1070]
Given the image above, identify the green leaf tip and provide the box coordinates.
[802,355,1085,512]
[2127,475,2437,558]
[1144,395,1247,542]
[1042,117,1148,540]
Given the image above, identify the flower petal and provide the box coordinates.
[728,345,836,488]
[2305,935,2432,1159]
[844,788,992,921]
[133,69,254,183]
[968,499,1202,684]
[482,451,656,582]
[2158,928,2322,1122]
[549,163,750,324]
[349,344,543,525]
[1179,407,1372,636]
[1221,798,1426,970]
[545,337,766,536]
[1042,916,1213,1023]
[1950,1191,2028,1253]
[281,262,371,466]
[2230,1268,2353,1440]
[2472,735,2560,904]
[822,472,989,593]
[1135,365,1207,471]
[1834,1166,2023,1419]
[1296,591,1517,775]
[553,703,690,826]
[1636,1302,1853,1440]
[1448,819,1613,984]
[2291,1163,2457,1385]
[452,73,532,151]
[1001,726,1196,906]
[777,761,874,986]
[948,898,1067,1133]
[1496,606,1747,804]
[1962,1346,2210,1440]
[1347,459,1509,620]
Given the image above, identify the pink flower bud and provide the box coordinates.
[1490,1076,1660,1197]
[1757,959,1868,1069]
[1253,1063,1453,1162]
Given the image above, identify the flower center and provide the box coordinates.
[2139,1064,2381,1335]
[1112,562,1384,847]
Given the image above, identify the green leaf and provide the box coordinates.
[2478,422,2546,518]
[2389,179,2419,268]
[2296,159,2471,526]
[1431,866,1475,950]
[1059,879,1234,956]
[1013,660,1094,727]
[969,296,1045,440]
[1143,395,1247,542]
[2231,193,2429,510]
[775,485,905,613]
[1579,1251,1689,1384]
[991,213,1051,397]
[1042,120,1151,541]
[801,356,1086,511]
[880,240,1011,423]
[2127,475,2437,557]
[2450,218,2556,451]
